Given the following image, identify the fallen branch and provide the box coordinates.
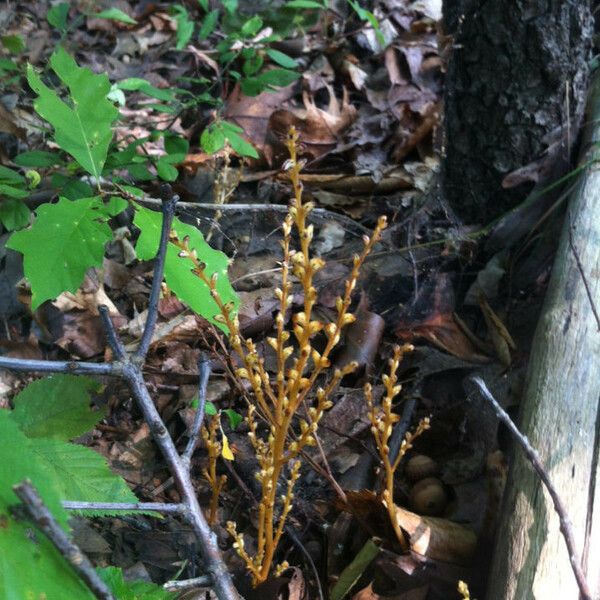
[470,377,592,600]
[0,191,242,600]
[13,480,116,600]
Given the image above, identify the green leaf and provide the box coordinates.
[200,123,226,154]
[134,205,239,332]
[199,9,219,40]
[223,408,243,430]
[221,121,259,158]
[27,47,119,178]
[6,196,124,309]
[164,134,189,157]
[99,567,176,600]
[95,8,137,25]
[205,401,217,415]
[0,412,95,600]
[285,0,324,8]
[243,53,264,76]
[330,538,381,600]
[266,48,298,68]
[0,165,24,184]
[1,35,25,54]
[258,68,300,88]
[0,183,28,199]
[32,439,140,512]
[47,2,70,31]
[241,15,263,38]
[156,157,179,181]
[222,0,238,15]
[197,0,209,10]
[11,375,103,440]
[0,198,31,230]
[116,78,175,101]
[173,5,194,50]
[14,150,63,168]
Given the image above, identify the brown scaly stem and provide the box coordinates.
[365,344,431,551]
[173,127,387,585]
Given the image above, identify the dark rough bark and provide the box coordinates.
[442,0,593,224]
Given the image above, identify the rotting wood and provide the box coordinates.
[486,68,600,600]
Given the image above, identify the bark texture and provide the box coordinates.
[442,0,592,223]
[486,69,600,600]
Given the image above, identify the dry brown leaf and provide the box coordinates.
[344,490,477,566]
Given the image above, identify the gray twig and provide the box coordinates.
[182,353,211,466]
[62,501,186,514]
[135,192,178,361]
[164,575,212,592]
[0,357,119,377]
[98,305,126,360]
[14,480,116,600]
[470,376,592,600]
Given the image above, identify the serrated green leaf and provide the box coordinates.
[99,567,176,600]
[266,48,298,68]
[12,375,103,440]
[0,198,31,230]
[0,412,95,600]
[14,150,63,168]
[199,9,219,40]
[6,196,121,309]
[31,439,140,510]
[134,205,239,332]
[47,2,69,31]
[27,47,119,178]
[95,8,137,25]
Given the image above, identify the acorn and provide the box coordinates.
[409,477,448,516]
[405,454,440,482]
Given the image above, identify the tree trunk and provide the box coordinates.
[442,0,592,223]
[486,68,600,600]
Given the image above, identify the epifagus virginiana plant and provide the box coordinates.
[173,127,387,585]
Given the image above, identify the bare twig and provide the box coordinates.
[14,480,116,600]
[135,192,178,361]
[568,223,600,331]
[469,376,593,600]
[98,305,126,360]
[62,501,186,514]
[182,353,211,467]
[0,357,120,377]
[164,575,212,591]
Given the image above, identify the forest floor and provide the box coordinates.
[0,2,551,599]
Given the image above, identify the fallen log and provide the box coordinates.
[485,70,600,599]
